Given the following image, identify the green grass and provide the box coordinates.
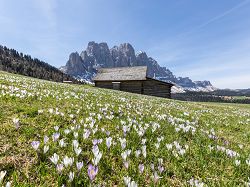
[0,71,250,186]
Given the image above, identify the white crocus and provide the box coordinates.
[59,139,66,147]
[75,147,82,156]
[124,176,131,186]
[5,181,12,187]
[63,156,74,167]
[43,145,49,154]
[135,150,141,158]
[142,145,146,158]
[13,118,20,129]
[69,171,74,182]
[0,170,7,182]
[50,153,59,165]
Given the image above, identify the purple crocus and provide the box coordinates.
[106,137,112,149]
[92,139,98,145]
[88,164,98,181]
[44,135,49,144]
[31,141,40,151]
[158,165,164,173]
[83,129,91,139]
[124,161,129,169]
[76,161,84,171]
[139,164,144,173]
[56,163,64,173]
[52,132,60,142]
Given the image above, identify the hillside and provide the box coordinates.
[60,42,216,92]
[0,45,78,83]
[0,71,250,186]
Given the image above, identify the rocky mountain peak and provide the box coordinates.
[118,43,135,53]
[194,80,213,87]
[68,52,80,63]
[136,51,148,60]
[60,41,216,92]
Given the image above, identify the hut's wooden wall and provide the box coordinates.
[120,81,142,94]
[95,79,172,98]
[95,81,113,89]
[143,79,171,98]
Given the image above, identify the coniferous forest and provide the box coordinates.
[0,45,79,83]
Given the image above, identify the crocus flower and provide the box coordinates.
[92,145,100,157]
[135,150,141,158]
[152,172,160,183]
[150,163,155,171]
[97,139,103,144]
[59,139,66,147]
[141,139,146,145]
[124,161,129,169]
[68,171,74,182]
[56,164,64,173]
[158,158,163,166]
[166,144,173,150]
[121,152,128,161]
[5,181,12,187]
[44,135,49,144]
[76,161,84,171]
[246,159,250,166]
[124,176,131,186]
[129,181,138,187]
[0,170,7,182]
[106,137,112,149]
[75,147,82,156]
[54,126,59,131]
[92,139,98,145]
[13,118,20,129]
[72,140,79,149]
[88,164,98,181]
[155,143,160,149]
[119,138,126,149]
[52,133,60,142]
[92,152,102,166]
[139,164,144,173]
[43,145,49,153]
[74,132,78,138]
[235,160,240,166]
[63,156,74,167]
[158,165,164,173]
[142,145,146,158]
[50,153,59,165]
[83,129,91,139]
[64,129,70,135]
[37,109,43,114]
[31,141,40,151]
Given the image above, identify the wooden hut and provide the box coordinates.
[93,66,174,98]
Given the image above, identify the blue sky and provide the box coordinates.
[0,0,250,89]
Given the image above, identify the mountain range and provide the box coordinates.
[60,41,216,92]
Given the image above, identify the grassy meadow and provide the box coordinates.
[0,71,250,186]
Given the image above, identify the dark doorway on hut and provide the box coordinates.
[112,82,121,90]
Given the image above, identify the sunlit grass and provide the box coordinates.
[0,71,249,186]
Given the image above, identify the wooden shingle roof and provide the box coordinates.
[93,66,148,81]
